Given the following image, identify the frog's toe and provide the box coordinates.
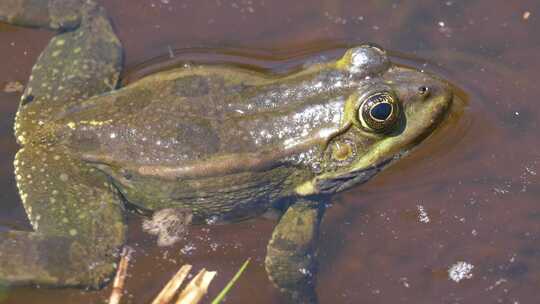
[265,199,325,304]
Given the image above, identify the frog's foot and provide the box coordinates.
[265,199,326,304]
[0,0,86,30]
[0,144,126,288]
[142,208,193,247]
[7,0,122,143]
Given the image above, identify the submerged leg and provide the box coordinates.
[265,198,326,304]
[0,145,126,287]
[3,0,123,143]
[0,0,84,30]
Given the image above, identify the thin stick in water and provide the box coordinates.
[109,246,134,304]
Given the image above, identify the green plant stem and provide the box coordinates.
[211,258,251,304]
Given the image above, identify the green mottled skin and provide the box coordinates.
[0,1,455,302]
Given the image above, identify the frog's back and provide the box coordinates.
[58,64,349,177]
[46,63,348,221]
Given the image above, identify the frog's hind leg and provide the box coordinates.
[265,199,326,304]
[2,0,123,143]
[0,144,126,287]
[0,0,84,30]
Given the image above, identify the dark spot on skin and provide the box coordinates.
[174,75,210,97]
[21,94,35,106]
[296,218,305,226]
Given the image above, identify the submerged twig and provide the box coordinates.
[152,264,193,304]
[175,269,217,304]
[109,246,134,304]
[107,247,245,304]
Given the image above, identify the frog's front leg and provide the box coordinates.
[0,145,126,288]
[265,198,326,304]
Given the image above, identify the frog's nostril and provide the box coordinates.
[418,86,430,97]
[21,94,35,106]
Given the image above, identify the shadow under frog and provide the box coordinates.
[0,1,456,303]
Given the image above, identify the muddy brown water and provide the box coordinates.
[1,0,539,303]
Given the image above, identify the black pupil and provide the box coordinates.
[370,102,392,120]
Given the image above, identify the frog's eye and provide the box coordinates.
[357,91,400,133]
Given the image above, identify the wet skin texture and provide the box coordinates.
[0,1,454,303]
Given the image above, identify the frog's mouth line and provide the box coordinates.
[315,154,401,194]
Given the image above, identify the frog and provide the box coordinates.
[0,1,455,303]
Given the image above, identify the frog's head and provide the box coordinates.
[295,45,455,195]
